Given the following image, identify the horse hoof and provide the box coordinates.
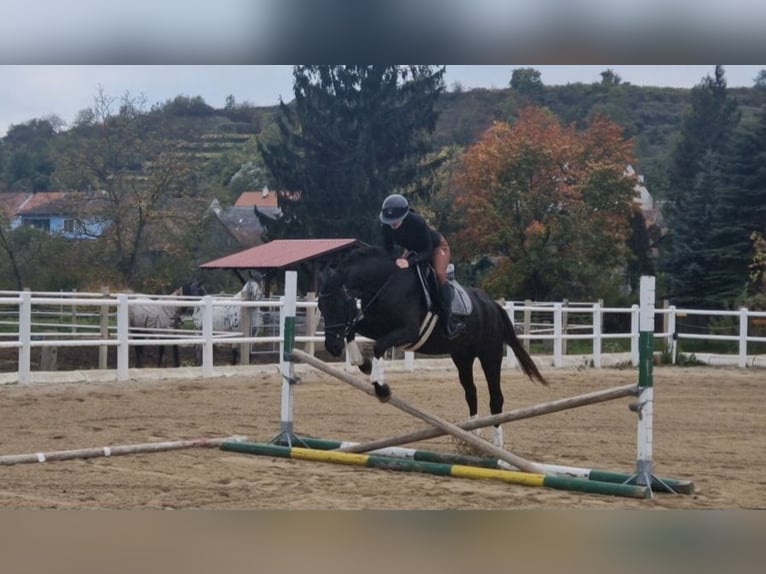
[359,359,372,375]
[372,382,391,402]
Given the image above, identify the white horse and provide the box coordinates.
[192,279,264,364]
[129,282,206,367]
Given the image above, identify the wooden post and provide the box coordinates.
[240,287,251,365]
[561,298,569,355]
[99,286,110,369]
[306,291,318,356]
[40,344,57,371]
[523,299,532,352]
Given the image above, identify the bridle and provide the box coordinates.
[318,272,398,342]
[318,285,360,342]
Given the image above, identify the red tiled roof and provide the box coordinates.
[200,238,361,270]
[17,192,66,214]
[0,193,29,217]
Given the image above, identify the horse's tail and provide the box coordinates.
[498,303,548,386]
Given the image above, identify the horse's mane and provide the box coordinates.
[343,245,393,264]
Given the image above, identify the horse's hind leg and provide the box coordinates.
[453,354,482,440]
[478,350,505,447]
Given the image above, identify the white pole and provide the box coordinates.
[635,275,655,487]
[201,296,214,378]
[19,291,31,384]
[592,302,602,369]
[277,271,298,444]
[738,307,748,369]
[553,302,563,367]
[116,294,129,381]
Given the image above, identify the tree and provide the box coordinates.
[510,67,543,102]
[600,69,622,86]
[713,102,766,303]
[1,117,60,191]
[452,107,638,301]
[662,66,741,307]
[52,86,208,289]
[258,65,445,243]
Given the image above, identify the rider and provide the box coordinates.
[379,193,465,340]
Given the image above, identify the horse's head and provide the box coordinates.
[318,266,359,357]
[242,279,262,300]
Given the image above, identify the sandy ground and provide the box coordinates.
[0,361,764,509]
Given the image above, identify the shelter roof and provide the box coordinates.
[199,238,362,272]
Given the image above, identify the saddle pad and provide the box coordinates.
[449,281,473,317]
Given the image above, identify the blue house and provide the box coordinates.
[10,191,109,239]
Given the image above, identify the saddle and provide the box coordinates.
[415,263,473,317]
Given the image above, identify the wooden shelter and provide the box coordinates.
[199,238,363,296]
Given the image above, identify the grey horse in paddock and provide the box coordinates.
[192,279,263,365]
[129,282,206,368]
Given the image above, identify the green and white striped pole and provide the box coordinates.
[274,270,303,446]
[221,440,651,499]
[633,275,655,488]
[280,436,694,494]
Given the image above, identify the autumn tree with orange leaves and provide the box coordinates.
[453,107,640,301]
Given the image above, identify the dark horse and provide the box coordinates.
[318,245,548,447]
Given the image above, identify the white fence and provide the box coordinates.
[1,288,765,384]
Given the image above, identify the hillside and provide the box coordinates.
[2,80,764,199]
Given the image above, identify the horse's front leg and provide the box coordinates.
[367,323,420,402]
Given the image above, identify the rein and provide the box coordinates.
[319,269,399,341]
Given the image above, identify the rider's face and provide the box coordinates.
[390,220,402,230]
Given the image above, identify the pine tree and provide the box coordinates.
[713,102,766,303]
[662,66,741,307]
[257,65,445,243]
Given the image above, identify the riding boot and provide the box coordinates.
[439,283,465,340]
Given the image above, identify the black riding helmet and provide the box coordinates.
[379,194,410,225]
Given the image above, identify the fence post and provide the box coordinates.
[739,307,749,369]
[668,305,677,364]
[523,299,532,352]
[592,301,602,368]
[19,290,32,384]
[306,291,317,356]
[116,294,129,382]
[561,298,569,355]
[553,302,563,367]
[201,296,214,377]
[70,288,77,334]
[239,288,251,366]
[504,302,517,369]
[99,286,110,369]
[630,304,639,366]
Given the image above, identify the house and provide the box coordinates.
[2,191,110,239]
[209,187,284,247]
[0,192,29,227]
[19,191,110,239]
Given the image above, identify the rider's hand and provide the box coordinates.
[396,258,409,269]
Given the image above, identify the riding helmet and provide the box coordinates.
[379,194,410,225]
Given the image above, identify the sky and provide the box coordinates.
[2,65,764,138]
[1,1,765,136]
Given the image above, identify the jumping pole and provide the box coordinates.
[0,436,245,466]
[221,440,650,499]
[334,383,639,454]
[289,348,548,475]
[280,436,693,494]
